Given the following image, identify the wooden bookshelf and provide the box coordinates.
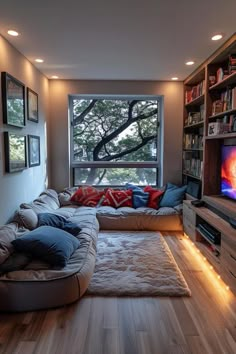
[209,71,236,91]
[183,34,236,292]
[185,94,204,107]
[205,132,236,140]
[208,108,236,120]
[183,33,236,196]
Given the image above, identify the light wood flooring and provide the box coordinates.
[0,232,235,354]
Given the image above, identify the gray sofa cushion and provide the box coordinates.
[0,223,17,265]
[20,189,60,214]
[13,208,38,230]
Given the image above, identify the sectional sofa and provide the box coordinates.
[0,187,183,312]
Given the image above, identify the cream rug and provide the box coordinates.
[86,231,191,296]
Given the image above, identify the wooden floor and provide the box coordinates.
[0,232,235,354]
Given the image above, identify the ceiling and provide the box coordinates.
[0,0,235,81]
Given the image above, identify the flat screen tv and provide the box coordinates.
[221,145,236,200]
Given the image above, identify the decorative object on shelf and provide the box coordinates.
[27,88,38,123]
[208,122,230,136]
[1,72,25,127]
[231,116,236,132]
[4,132,27,172]
[28,135,40,167]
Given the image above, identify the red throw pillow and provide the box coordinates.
[70,186,104,207]
[144,186,164,209]
[101,189,133,208]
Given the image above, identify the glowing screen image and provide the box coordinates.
[221,145,236,200]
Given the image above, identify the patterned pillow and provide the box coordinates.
[70,186,104,207]
[144,186,164,209]
[101,189,133,208]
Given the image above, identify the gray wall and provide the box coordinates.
[0,35,49,224]
[49,80,183,191]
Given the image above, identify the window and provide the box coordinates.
[70,96,161,186]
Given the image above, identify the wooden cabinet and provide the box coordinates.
[183,200,236,293]
[183,202,196,241]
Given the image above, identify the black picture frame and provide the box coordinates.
[1,72,25,127]
[27,88,38,123]
[28,135,40,167]
[4,132,27,173]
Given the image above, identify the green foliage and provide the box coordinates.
[72,99,159,184]
[72,99,158,162]
[7,99,24,126]
[9,135,25,161]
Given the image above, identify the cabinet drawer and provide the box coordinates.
[221,243,236,291]
[183,203,196,224]
[221,234,236,259]
[221,244,236,274]
[183,220,196,240]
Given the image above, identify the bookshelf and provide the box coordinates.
[183,69,205,187]
[183,34,236,293]
[183,33,236,197]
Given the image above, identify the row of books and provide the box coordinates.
[211,87,236,115]
[184,105,205,126]
[185,80,205,104]
[229,54,236,75]
[183,133,203,149]
[209,54,236,86]
[183,156,203,179]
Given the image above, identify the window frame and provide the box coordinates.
[69,94,163,187]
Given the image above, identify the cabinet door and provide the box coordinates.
[220,234,236,292]
[183,202,196,240]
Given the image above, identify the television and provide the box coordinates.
[221,145,236,200]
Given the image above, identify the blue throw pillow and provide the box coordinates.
[125,183,149,208]
[159,183,187,208]
[12,226,80,267]
[38,213,81,236]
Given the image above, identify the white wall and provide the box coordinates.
[0,35,49,224]
[48,80,183,191]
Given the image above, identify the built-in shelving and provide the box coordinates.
[184,121,204,129]
[182,172,201,180]
[185,94,204,107]
[183,33,236,198]
[205,132,236,140]
[209,71,236,91]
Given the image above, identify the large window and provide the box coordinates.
[70,96,161,186]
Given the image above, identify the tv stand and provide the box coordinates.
[183,200,236,293]
[203,195,236,221]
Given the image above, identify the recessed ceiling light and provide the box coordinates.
[7,30,19,37]
[51,75,59,79]
[186,61,195,66]
[35,58,44,63]
[171,77,178,80]
[211,34,223,41]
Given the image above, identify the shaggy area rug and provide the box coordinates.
[86,231,191,296]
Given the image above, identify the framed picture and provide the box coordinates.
[28,135,40,167]
[27,88,38,122]
[1,72,25,127]
[4,132,27,173]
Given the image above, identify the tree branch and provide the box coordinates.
[97,169,107,184]
[99,134,156,161]
[73,99,97,126]
[128,100,139,120]
[93,108,157,160]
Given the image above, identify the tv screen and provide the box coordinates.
[221,145,236,200]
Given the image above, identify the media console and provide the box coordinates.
[183,200,236,294]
